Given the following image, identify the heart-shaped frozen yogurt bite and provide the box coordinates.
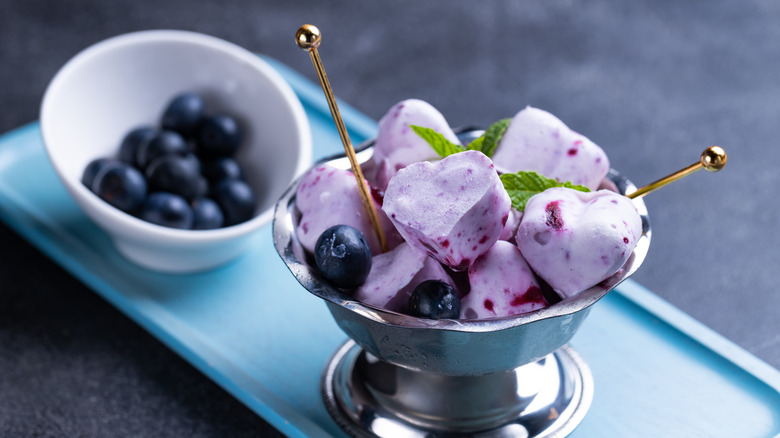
[461,241,548,320]
[296,164,402,255]
[515,187,642,298]
[492,106,609,190]
[369,99,461,190]
[383,150,511,271]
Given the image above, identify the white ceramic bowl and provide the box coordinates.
[40,30,311,273]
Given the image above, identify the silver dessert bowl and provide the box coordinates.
[272,129,651,436]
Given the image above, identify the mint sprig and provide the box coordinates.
[500,171,590,211]
[469,118,511,157]
[466,135,484,152]
[412,117,512,159]
[410,125,465,157]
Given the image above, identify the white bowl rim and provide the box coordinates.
[40,29,312,244]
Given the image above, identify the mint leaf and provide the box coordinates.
[412,118,510,159]
[410,125,465,158]
[500,171,590,211]
[464,118,510,157]
[479,118,511,157]
[466,135,485,152]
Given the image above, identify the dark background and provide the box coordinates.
[1,1,777,436]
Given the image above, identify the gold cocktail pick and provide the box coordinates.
[296,24,388,252]
[627,146,727,199]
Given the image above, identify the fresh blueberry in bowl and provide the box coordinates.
[191,197,224,230]
[195,176,210,199]
[91,162,147,213]
[213,178,255,226]
[161,93,206,138]
[197,114,242,158]
[119,127,156,167]
[202,157,244,184]
[81,157,114,188]
[140,192,194,229]
[145,154,203,201]
[136,130,188,170]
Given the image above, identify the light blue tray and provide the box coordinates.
[1,57,779,437]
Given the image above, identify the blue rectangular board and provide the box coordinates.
[0,57,778,437]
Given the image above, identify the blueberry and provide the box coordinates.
[119,127,156,167]
[91,162,147,213]
[197,114,242,158]
[202,157,244,184]
[82,158,115,188]
[145,154,202,201]
[314,225,372,289]
[409,280,461,319]
[140,192,193,229]
[191,197,224,230]
[136,130,187,170]
[195,176,209,198]
[161,93,206,138]
[213,179,255,226]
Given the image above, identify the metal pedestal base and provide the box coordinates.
[322,340,593,438]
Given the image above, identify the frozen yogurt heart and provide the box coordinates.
[354,242,455,313]
[492,106,609,190]
[461,241,548,319]
[515,187,642,298]
[498,208,522,242]
[296,164,402,255]
[383,150,511,271]
[369,99,461,190]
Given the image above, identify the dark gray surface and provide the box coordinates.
[1,1,777,436]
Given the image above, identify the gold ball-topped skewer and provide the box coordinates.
[627,146,727,199]
[700,146,727,172]
[295,24,388,252]
[295,24,321,50]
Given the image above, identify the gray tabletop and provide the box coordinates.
[1,1,777,436]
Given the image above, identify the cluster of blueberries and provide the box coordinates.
[313,225,461,319]
[82,93,256,230]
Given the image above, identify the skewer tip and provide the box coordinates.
[296,24,321,51]
[701,146,727,172]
